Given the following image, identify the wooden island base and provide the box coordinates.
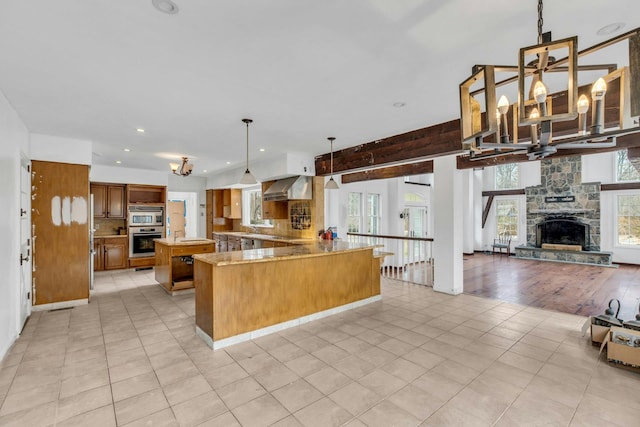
[193,242,381,350]
[155,238,215,295]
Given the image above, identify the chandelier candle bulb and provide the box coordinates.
[529,107,540,144]
[533,81,548,116]
[577,94,590,135]
[590,78,607,135]
[497,95,510,143]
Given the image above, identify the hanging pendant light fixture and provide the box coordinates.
[239,118,257,185]
[325,137,339,189]
[169,157,193,176]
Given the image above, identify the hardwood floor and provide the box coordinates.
[463,253,640,320]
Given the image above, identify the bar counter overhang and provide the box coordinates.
[193,241,384,350]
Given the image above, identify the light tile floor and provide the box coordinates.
[1,269,639,426]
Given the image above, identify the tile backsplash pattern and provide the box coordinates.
[94,218,126,236]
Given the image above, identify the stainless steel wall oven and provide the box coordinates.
[129,226,164,258]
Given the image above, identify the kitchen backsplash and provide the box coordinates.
[94,218,126,236]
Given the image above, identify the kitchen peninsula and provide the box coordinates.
[193,241,382,349]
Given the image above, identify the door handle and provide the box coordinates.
[20,251,30,265]
[20,209,27,217]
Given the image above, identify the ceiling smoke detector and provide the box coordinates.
[152,0,179,15]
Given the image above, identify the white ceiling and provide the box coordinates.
[1,0,638,176]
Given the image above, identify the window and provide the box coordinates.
[367,193,380,234]
[495,199,518,239]
[243,188,272,226]
[617,194,640,245]
[347,192,362,233]
[616,150,640,182]
[495,163,519,189]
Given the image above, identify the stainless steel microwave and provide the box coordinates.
[128,206,164,226]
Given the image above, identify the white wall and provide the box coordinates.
[0,89,30,361]
[206,152,315,189]
[31,133,92,165]
[90,164,168,186]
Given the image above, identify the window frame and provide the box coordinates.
[615,149,640,183]
[242,187,273,227]
[367,193,381,235]
[615,192,640,247]
[494,163,520,190]
[347,192,362,233]
[494,198,519,239]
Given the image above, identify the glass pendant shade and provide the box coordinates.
[325,177,339,189]
[240,169,257,185]
[240,118,257,184]
[325,136,339,189]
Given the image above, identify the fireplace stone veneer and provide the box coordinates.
[516,156,612,266]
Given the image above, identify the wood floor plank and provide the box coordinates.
[463,254,640,320]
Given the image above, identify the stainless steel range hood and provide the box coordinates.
[263,176,312,202]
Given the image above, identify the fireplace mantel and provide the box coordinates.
[529,209,593,215]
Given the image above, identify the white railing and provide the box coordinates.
[347,232,434,287]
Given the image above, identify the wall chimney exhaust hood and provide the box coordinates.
[263,176,312,202]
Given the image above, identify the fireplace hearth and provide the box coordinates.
[536,215,590,251]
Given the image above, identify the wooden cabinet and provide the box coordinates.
[93,238,104,271]
[103,237,128,270]
[94,236,128,271]
[223,189,242,219]
[128,185,166,205]
[155,240,215,293]
[261,181,288,219]
[91,183,125,219]
[207,189,233,233]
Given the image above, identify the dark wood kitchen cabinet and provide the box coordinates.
[94,236,128,271]
[91,183,125,219]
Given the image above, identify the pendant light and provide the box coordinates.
[325,137,339,189]
[239,118,257,185]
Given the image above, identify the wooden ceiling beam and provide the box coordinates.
[341,160,434,184]
[315,119,462,176]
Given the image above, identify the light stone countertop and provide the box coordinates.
[193,241,379,266]
[154,238,215,246]
[212,231,314,244]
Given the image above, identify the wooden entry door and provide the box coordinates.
[31,161,89,305]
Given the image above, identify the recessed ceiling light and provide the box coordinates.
[259,148,265,152]
[203,170,207,173]
[115,160,122,164]
[152,0,179,14]
[393,102,406,108]
[226,161,231,165]
[136,128,145,133]
[597,22,625,36]
[123,148,130,152]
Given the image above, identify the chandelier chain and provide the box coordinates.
[537,0,543,44]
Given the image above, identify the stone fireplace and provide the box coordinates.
[515,156,612,265]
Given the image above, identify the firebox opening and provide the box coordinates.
[536,216,590,251]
